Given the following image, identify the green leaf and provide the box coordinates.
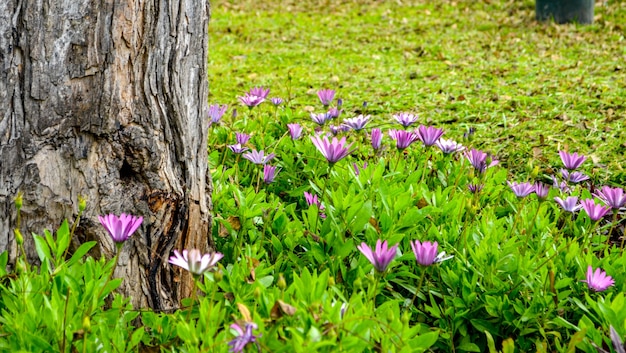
[66,241,97,267]
[485,331,497,353]
[410,331,439,351]
[55,219,71,262]
[32,233,53,268]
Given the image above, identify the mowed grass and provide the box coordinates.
[208,0,626,184]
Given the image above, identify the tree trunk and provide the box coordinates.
[0,0,212,310]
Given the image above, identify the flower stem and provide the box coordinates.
[521,202,542,257]
[410,267,428,310]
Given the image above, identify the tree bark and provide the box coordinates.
[0,0,212,310]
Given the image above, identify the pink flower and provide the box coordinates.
[370,128,382,150]
[581,265,614,292]
[317,89,336,106]
[310,135,353,164]
[393,112,419,127]
[357,240,398,273]
[98,213,143,243]
[580,199,611,221]
[559,150,586,170]
[416,125,444,147]
[594,186,626,209]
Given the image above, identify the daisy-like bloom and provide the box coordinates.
[235,132,250,145]
[208,104,228,125]
[311,112,331,125]
[238,94,265,108]
[98,213,143,243]
[393,112,419,128]
[436,138,465,154]
[560,169,590,184]
[411,240,453,266]
[270,97,283,106]
[248,86,270,99]
[508,181,535,198]
[228,144,248,154]
[310,135,353,164]
[287,123,302,140]
[416,125,444,147]
[242,149,276,165]
[594,186,626,209]
[534,182,550,200]
[581,265,615,292]
[342,115,370,131]
[388,129,419,150]
[317,89,336,106]
[580,199,611,221]
[554,196,582,213]
[468,183,484,194]
[168,249,223,275]
[465,149,498,173]
[327,107,342,119]
[228,322,259,353]
[357,240,398,273]
[370,128,382,150]
[559,150,586,170]
[263,165,279,184]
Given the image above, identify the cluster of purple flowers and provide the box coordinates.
[357,239,452,273]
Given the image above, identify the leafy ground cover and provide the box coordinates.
[1,1,626,352]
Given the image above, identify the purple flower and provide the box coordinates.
[465,149,498,173]
[353,162,368,176]
[393,113,419,128]
[559,150,586,170]
[311,112,331,125]
[594,186,626,209]
[357,240,398,273]
[317,89,336,106]
[228,322,259,353]
[263,165,279,184]
[238,94,265,108]
[370,128,382,150]
[208,104,228,125]
[552,175,572,193]
[98,213,143,243]
[554,196,582,213]
[388,129,419,150]
[468,184,484,193]
[327,107,342,119]
[436,138,465,154]
[287,123,302,140]
[560,169,590,184]
[228,144,248,154]
[342,115,370,131]
[242,149,276,165]
[329,124,350,135]
[169,249,223,275]
[310,135,353,164]
[304,192,325,211]
[581,199,611,221]
[248,86,270,99]
[236,132,250,145]
[270,97,283,106]
[411,240,452,266]
[508,181,535,198]
[581,265,614,292]
[416,125,444,147]
[304,191,325,218]
[534,182,550,200]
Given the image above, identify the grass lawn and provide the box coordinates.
[209,0,626,184]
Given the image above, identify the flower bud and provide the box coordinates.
[277,273,286,290]
[14,191,23,211]
[253,287,262,299]
[78,195,87,213]
[353,278,362,290]
[328,276,335,287]
[82,316,91,332]
[213,269,223,283]
[14,229,23,246]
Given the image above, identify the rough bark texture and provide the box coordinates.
[0,0,212,310]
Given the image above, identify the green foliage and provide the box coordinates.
[2,1,626,352]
